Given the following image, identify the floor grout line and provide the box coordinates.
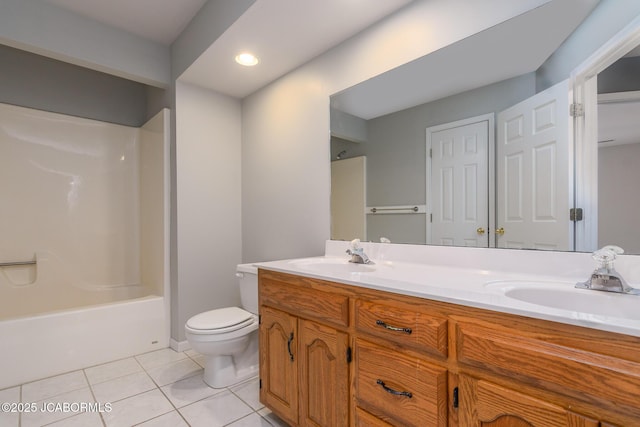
[5,348,284,427]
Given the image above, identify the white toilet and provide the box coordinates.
[185,263,259,388]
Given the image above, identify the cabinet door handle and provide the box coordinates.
[287,332,294,361]
[376,320,412,334]
[376,379,413,398]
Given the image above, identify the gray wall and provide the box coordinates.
[363,73,536,243]
[598,142,640,253]
[168,0,256,344]
[598,56,640,93]
[0,44,155,127]
[0,0,170,87]
[330,136,367,161]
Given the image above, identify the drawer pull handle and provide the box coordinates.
[376,379,413,398]
[287,332,294,362]
[376,320,412,334]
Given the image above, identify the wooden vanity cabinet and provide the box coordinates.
[259,270,449,427]
[259,271,351,427]
[454,313,640,426]
[259,269,640,427]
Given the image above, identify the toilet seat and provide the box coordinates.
[186,307,256,335]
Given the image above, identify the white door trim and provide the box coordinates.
[425,113,495,247]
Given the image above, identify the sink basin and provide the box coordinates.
[290,258,375,274]
[488,281,640,320]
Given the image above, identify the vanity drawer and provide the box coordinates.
[355,339,447,427]
[355,298,448,357]
[260,273,350,328]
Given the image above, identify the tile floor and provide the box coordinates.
[0,348,288,427]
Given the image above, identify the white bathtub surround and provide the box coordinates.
[0,103,140,295]
[0,105,170,389]
[0,104,169,318]
[257,240,640,338]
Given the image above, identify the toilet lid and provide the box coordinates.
[187,307,254,332]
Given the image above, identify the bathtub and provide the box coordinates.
[0,105,171,389]
[0,294,169,389]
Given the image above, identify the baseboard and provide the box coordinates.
[170,338,190,352]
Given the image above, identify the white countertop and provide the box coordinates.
[255,241,640,338]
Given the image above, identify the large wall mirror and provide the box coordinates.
[329,0,640,254]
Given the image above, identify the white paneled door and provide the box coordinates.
[428,116,490,247]
[496,80,573,250]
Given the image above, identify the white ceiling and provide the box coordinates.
[331,0,599,119]
[178,0,414,98]
[44,0,208,45]
[599,98,640,147]
[42,0,414,97]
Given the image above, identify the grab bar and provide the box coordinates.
[367,204,426,215]
[371,206,419,213]
[0,260,36,267]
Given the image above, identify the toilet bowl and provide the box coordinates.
[185,264,259,388]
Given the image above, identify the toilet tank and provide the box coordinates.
[236,263,258,314]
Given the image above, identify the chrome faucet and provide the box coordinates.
[346,239,373,264]
[576,246,640,295]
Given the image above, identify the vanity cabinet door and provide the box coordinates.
[298,319,349,427]
[459,375,598,427]
[260,306,299,426]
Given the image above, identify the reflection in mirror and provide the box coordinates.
[329,0,640,252]
[597,50,640,254]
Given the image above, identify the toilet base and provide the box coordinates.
[201,335,259,388]
[203,355,258,388]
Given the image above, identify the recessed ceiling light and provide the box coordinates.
[235,53,259,66]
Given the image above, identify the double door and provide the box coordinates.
[427,80,573,250]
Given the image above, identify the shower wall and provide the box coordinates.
[0,103,166,319]
[140,111,169,300]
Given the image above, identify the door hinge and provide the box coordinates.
[258,314,261,325]
[452,386,459,409]
[429,148,432,158]
[430,213,433,223]
[570,208,583,222]
[570,103,584,117]
[259,378,262,389]
[346,347,352,364]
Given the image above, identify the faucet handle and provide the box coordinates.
[601,245,624,255]
[592,245,624,270]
